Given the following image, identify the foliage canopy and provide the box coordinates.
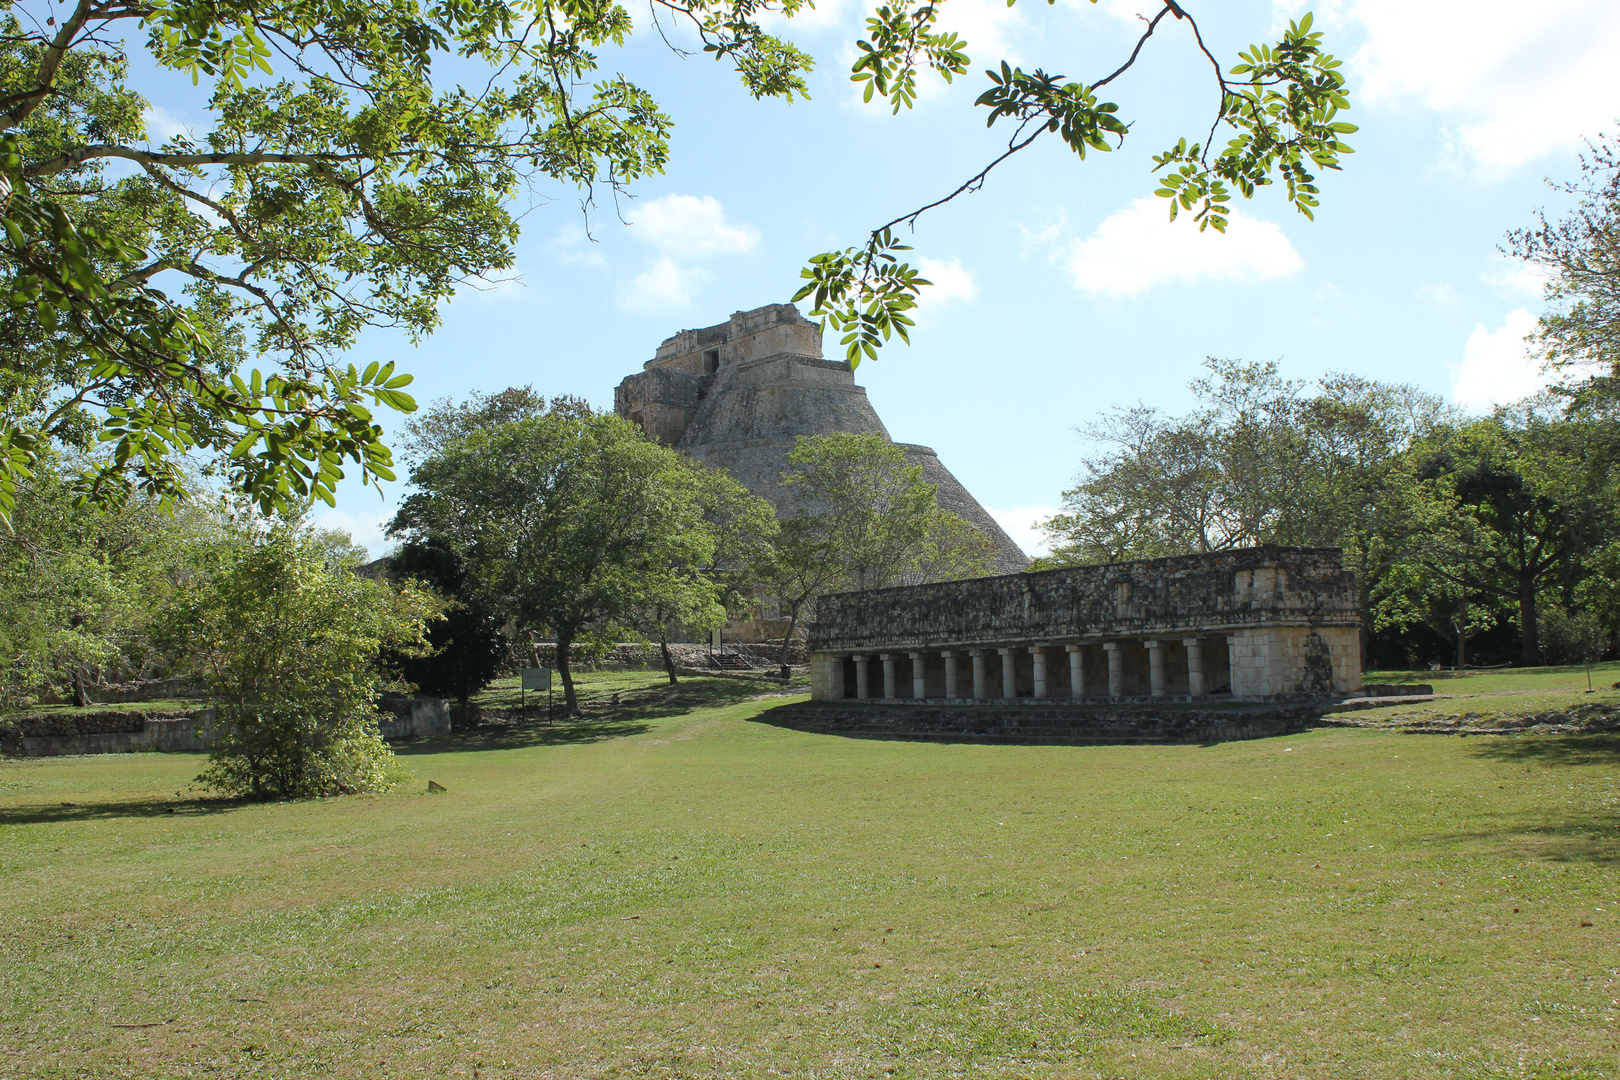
[0,0,1354,524]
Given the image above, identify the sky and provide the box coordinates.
[146,0,1618,557]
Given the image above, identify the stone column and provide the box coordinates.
[1066,644,1085,698]
[909,651,928,700]
[999,647,1019,701]
[1102,642,1123,700]
[1183,637,1205,696]
[830,654,846,700]
[854,654,871,700]
[880,653,897,699]
[970,649,988,700]
[1226,634,1245,697]
[1144,639,1167,698]
[1030,647,1049,698]
[943,651,959,699]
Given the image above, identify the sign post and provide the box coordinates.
[521,667,552,721]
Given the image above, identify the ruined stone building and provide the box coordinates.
[614,303,1027,638]
[806,546,1363,702]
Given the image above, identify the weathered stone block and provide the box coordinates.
[809,546,1361,703]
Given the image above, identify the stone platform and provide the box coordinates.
[756,694,1434,746]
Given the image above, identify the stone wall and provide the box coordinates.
[3,709,216,756]
[807,546,1363,703]
[376,697,453,740]
[810,546,1358,652]
[764,701,1319,745]
[3,698,451,757]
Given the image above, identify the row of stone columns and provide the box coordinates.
[838,637,1209,701]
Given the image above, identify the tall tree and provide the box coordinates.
[384,538,506,709]
[390,405,715,715]
[0,448,204,707]
[629,459,777,685]
[0,1,1355,523]
[1293,374,1452,665]
[1040,358,1310,562]
[1413,405,1615,665]
[1374,502,1504,670]
[1509,135,1620,408]
[767,432,993,671]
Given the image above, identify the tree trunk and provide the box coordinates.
[1519,578,1541,666]
[659,636,679,686]
[777,604,800,676]
[68,612,89,707]
[557,636,580,715]
[1455,598,1467,670]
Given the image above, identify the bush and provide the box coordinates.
[165,518,439,799]
[1538,605,1607,666]
[197,703,404,799]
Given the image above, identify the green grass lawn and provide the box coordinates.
[1348,661,1620,727]
[3,671,1619,1079]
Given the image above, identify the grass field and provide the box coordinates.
[1350,661,1620,727]
[3,669,1619,1079]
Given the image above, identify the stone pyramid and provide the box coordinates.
[614,302,1028,574]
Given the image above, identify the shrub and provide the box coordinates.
[166,518,439,799]
[1538,605,1607,666]
[197,703,404,799]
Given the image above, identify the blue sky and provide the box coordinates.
[147,0,1617,556]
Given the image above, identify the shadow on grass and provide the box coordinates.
[392,716,653,754]
[394,676,799,756]
[1465,733,1620,768]
[1431,815,1620,865]
[0,797,239,825]
[1415,734,1620,865]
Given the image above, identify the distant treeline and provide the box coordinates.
[1035,359,1619,670]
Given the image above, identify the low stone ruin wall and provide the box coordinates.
[1,709,217,757]
[1358,683,1435,697]
[3,697,451,757]
[376,697,453,739]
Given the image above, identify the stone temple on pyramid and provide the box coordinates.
[613,302,1028,629]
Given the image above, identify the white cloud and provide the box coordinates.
[619,254,711,314]
[985,503,1059,557]
[614,194,756,313]
[1482,253,1552,302]
[143,104,192,144]
[1448,307,1557,411]
[912,256,979,320]
[547,223,608,269]
[629,194,759,256]
[1416,280,1460,312]
[1061,196,1304,299]
[1017,210,1069,254]
[758,0,859,37]
[934,0,1031,69]
[1278,0,1620,175]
